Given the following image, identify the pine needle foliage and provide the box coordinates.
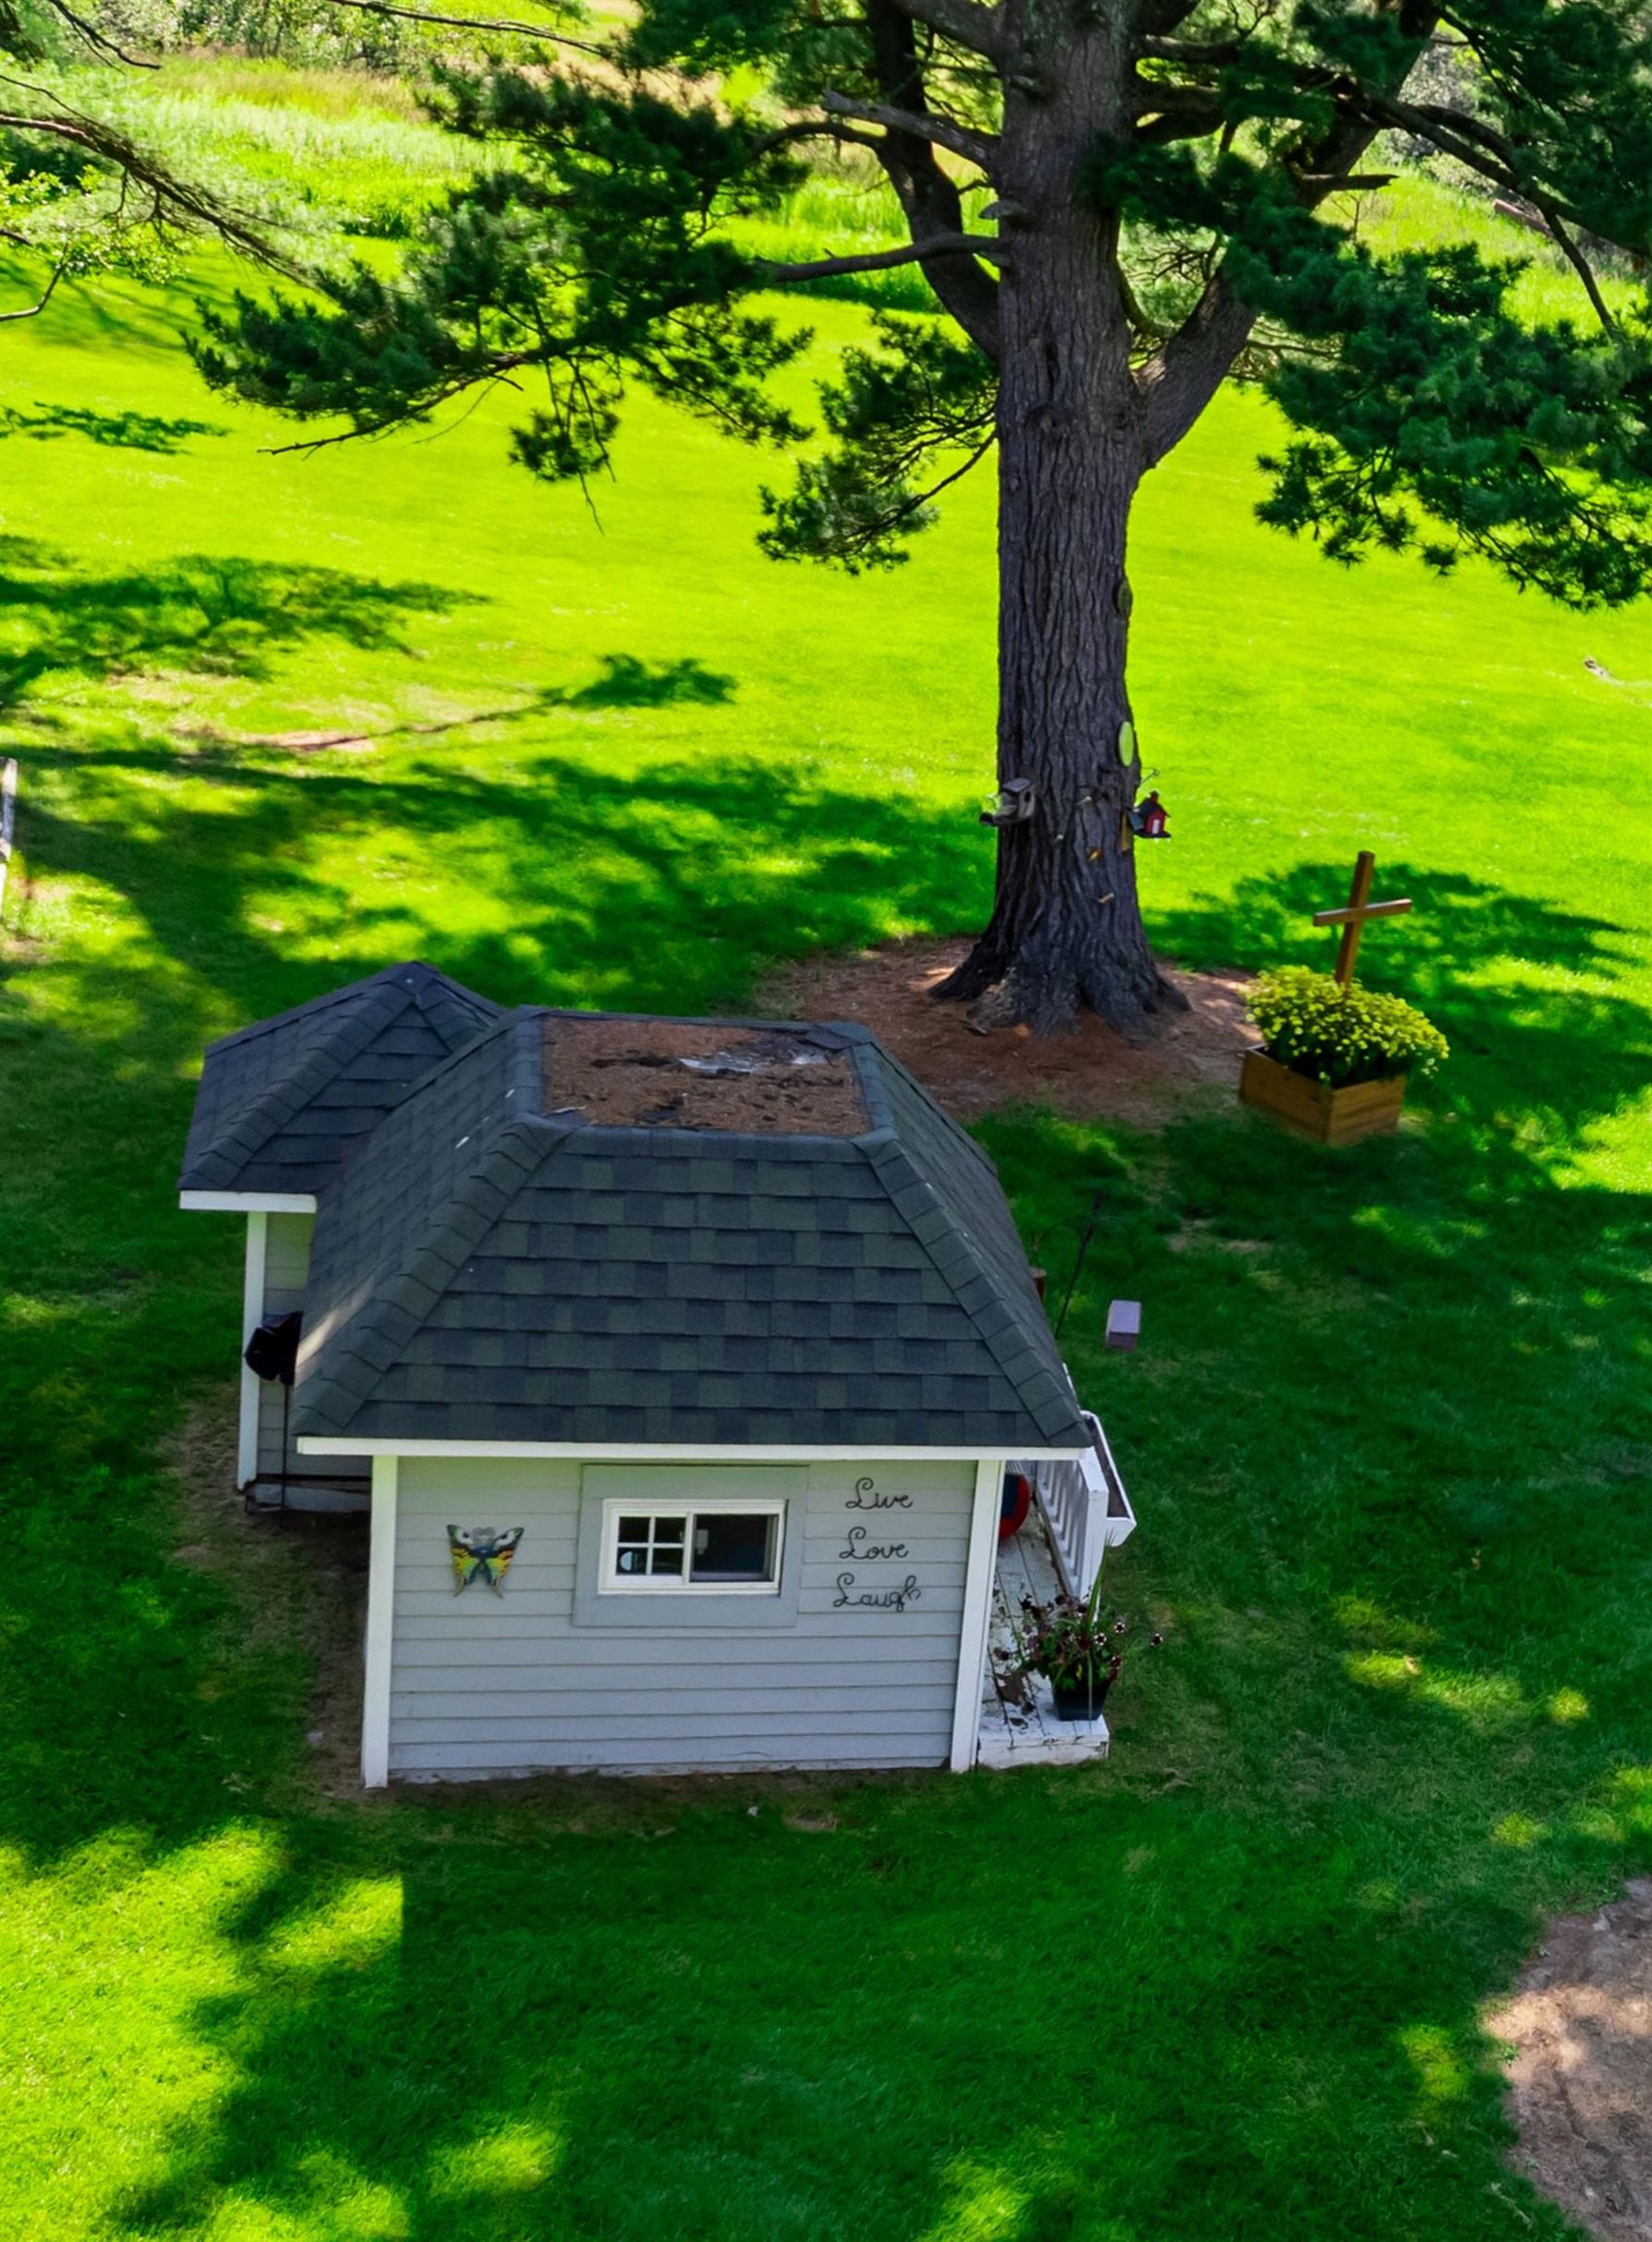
[193,0,1652,608]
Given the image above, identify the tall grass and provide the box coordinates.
[1339,168,1626,326]
[85,54,475,241]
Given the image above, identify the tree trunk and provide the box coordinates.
[934,14,1180,1035]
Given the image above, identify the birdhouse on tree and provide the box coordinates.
[1128,790,1168,841]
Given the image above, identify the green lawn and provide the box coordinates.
[3,100,1652,2241]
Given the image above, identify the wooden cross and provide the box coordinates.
[1312,850,1412,987]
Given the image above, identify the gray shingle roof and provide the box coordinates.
[179,962,500,1198]
[289,1007,1088,1454]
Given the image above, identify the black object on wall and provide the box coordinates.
[243,1311,303,1515]
[244,1311,302,1386]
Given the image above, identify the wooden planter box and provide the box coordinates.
[1239,1050,1406,1146]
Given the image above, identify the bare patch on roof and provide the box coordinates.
[544,1017,867,1136]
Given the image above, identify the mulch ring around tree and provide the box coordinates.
[1488,1882,1652,2241]
[762,939,1254,1127]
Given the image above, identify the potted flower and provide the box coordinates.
[1240,966,1449,1145]
[1007,1577,1163,1722]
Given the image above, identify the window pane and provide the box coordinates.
[690,1512,775,1583]
[616,1547,647,1575]
[616,1517,650,1544]
[653,1517,686,1544]
[648,1543,684,1576]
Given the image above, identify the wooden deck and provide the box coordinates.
[977,1509,1111,1770]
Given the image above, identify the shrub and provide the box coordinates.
[1248,965,1449,1088]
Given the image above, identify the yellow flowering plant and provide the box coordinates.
[1248,967,1449,1090]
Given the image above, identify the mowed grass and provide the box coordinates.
[2,118,1652,2242]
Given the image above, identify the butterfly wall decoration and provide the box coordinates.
[447,1525,524,1596]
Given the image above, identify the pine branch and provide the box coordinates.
[321,0,603,49]
[818,90,998,172]
[883,0,1006,63]
[767,118,884,156]
[1137,272,1257,464]
[865,0,1000,356]
[1529,202,1617,334]
[1138,34,1247,64]
[43,0,158,68]
[754,234,1005,283]
[1137,0,1222,39]
[0,260,64,321]
[264,357,539,455]
[0,88,290,271]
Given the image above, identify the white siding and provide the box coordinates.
[387,1456,978,1776]
[254,1212,369,1483]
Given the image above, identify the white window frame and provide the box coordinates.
[598,1496,786,1597]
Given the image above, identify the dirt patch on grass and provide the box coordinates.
[166,1388,370,1800]
[545,1016,868,1135]
[762,939,1255,1126]
[170,722,377,753]
[1489,1881,1652,2239]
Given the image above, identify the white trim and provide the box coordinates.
[299,1437,1088,1463]
[1085,1411,1137,1552]
[598,1496,785,1595]
[180,1189,318,1213]
[361,1455,398,1789]
[950,1457,1003,1773]
[236,1211,269,1490]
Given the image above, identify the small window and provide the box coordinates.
[601,1501,783,1595]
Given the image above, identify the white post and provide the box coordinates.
[236,1211,269,1490]
[0,757,17,922]
[949,1457,1003,1773]
[361,1455,399,1789]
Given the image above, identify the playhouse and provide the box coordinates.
[180,965,1134,1782]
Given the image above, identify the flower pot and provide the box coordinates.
[1049,1675,1112,1722]
[1239,1050,1406,1147]
[998,1471,1032,1542]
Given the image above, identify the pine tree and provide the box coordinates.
[201,0,1652,1030]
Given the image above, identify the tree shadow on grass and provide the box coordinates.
[6,789,1652,2240]
[557,652,734,709]
[0,402,229,452]
[0,545,478,708]
[7,741,965,1044]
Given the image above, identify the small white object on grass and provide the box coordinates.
[1105,1299,1142,1352]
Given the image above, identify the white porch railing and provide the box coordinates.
[1015,1411,1134,1601]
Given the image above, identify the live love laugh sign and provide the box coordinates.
[832,1479,922,1614]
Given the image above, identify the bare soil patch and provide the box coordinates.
[545,1016,867,1135]
[1489,1881,1652,2239]
[166,1389,369,1800]
[170,722,377,754]
[763,940,1254,1126]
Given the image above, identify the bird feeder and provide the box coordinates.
[980,778,1036,828]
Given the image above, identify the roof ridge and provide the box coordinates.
[861,1041,1001,1179]
[295,1113,567,1437]
[201,961,449,1056]
[409,964,503,1049]
[186,977,409,1191]
[860,1133,1082,1445]
[845,1038,892,1136]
